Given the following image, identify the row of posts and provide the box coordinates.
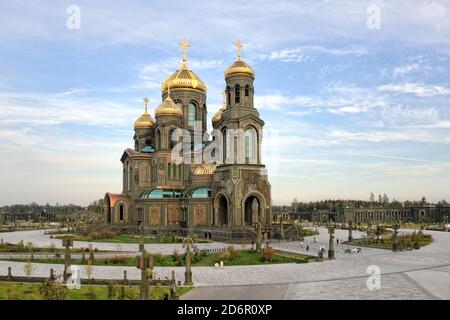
[136,219,191,300]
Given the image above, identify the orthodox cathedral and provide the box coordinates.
[103,40,271,241]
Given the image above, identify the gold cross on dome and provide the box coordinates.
[143,96,149,111]
[179,38,190,63]
[236,40,243,60]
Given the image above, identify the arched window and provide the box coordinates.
[168,129,176,150]
[235,85,240,104]
[226,86,231,106]
[119,204,124,221]
[155,129,161,150]
[245,84,250,97]
[244,128,257,163]
[188,103,196,126]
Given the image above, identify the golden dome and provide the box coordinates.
[212,106,225,126]
[225,41,255,78]
[134,110,155,129]
[161,63,207,93]
[193,163,217,175]
[134,96,155,129]
[225,58,255,78]
[155,95,182,117]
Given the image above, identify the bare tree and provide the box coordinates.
[23,259,35,282]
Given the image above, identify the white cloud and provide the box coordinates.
[260,46,368,63]
[0,91,139,128]
[377,83,450,97]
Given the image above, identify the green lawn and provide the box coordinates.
[7,249,310,267]
[0,282,192,300]
[350,232,433,250]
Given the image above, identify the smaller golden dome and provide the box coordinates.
[193,163,217,175]
[134,96,155,129]
[134,110,156,129]
[155,95,182,117]
[212,105,225,126]
[224,59,255,78]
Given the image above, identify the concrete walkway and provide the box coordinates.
[1,228,449,299]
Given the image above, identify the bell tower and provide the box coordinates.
[211,41,271,237]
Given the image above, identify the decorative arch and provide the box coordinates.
[241,191,267,226]
[168,127,177,150]
[155,128,161,150]
[214,192,230,226]
[245,84,250,97]
[244,127,258,164]
[234,84,241,104]
[187,101,197,126]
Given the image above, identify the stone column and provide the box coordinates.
[279,216,285,241]
[392,223,399,252]
[139,221,145,252]
[62,237,73,281]
[7,266,12,280]
[183,237,193,285]
[348,220,353,242]
[170,270,178,300]
[136,249,149,300]
[328,226,335,260]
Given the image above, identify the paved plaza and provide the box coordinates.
[1,228,449,299]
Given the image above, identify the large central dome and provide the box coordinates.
[161,63,207,93]
[161,38,207,93]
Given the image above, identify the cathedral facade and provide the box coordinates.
[103,40,271,241]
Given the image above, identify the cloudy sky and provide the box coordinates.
[0,0,449,206]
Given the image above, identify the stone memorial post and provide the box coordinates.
[328,225,335,260]
[7,266,12,280]
[170,270,178,300]
[253,199,262,252]
[62,237,73,281]
[122,270,128,286]
[279,215,285,240]
[136,249,150,300]
[296,220,304,241]
[392,222,399,252]
[139,221,145,253]
[348,220,353,242]
[183,237,193,285]
[89,244,95,262]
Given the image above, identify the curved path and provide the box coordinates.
[1,228,449,299]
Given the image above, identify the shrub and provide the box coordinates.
[221,250,231,261]
[107,282,116,300]
[263,248,275,262]
[213,252,222,263]
[153,252,163,263]
[172,249,179,262]
[227,246,239,260]
[110,256,126,264]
